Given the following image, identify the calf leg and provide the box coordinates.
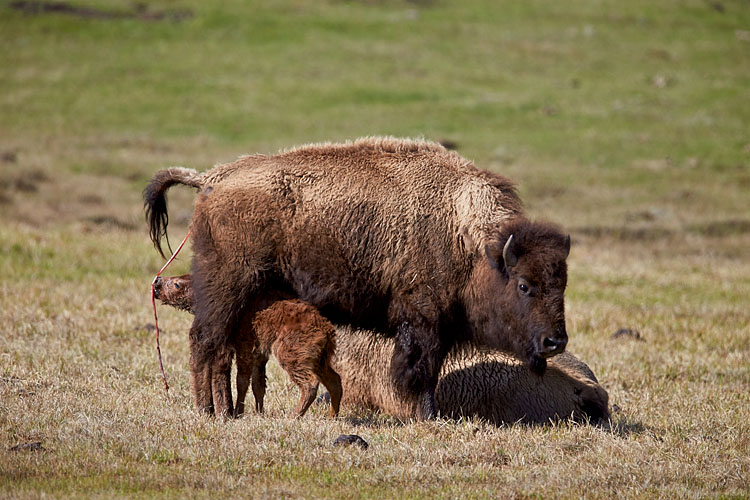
[293,378,320,418]
[277,357,320,418]
[317,362,342,418]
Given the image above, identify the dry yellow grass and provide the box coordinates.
[1,202,748,498]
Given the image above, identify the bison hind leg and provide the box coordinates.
[190,248,267,415]
[251,355,268,414]
[189,323,214,415]
[234,341,262,418]
[211,346,234,418]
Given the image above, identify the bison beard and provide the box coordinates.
[144,137,571,419]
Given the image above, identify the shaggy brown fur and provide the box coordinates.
[332,325,610,425]
[144,137,571,419]
[154,275,341,418]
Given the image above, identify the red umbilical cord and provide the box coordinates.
[150,228,192,394]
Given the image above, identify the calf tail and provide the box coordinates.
[143,167,202,258]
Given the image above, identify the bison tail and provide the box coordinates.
[143,167,202,258]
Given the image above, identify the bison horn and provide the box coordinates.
[502,234,518,268]
[564,234,571,258]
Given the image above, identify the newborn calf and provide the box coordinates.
[153,274,341,418]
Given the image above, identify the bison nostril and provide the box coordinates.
[543,337,558,348]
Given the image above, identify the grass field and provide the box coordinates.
[1,0,749,498]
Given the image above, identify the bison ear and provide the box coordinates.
[485,242,502,270]
[563,234,571,259]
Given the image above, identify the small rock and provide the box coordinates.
[612,328,644,341]
[333,434,368,450]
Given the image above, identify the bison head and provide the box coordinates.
[467,219,570,375]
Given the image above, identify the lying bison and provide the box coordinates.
[145,137,571,419]
[156,273,607,424]
[154,275,342,418]
[333,325,609,425]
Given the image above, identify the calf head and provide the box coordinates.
[153,274,195,313]
[469,219,570,375]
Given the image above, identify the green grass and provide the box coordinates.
[1,0,749,498]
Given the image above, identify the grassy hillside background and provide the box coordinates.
[1,0,748,498]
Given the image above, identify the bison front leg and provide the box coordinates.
[390,321,443,421]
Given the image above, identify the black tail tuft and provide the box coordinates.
[143,167,201,258]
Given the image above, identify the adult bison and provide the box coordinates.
[145,137,571,419]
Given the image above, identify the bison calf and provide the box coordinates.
[154,274,342,418]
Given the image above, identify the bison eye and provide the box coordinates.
[518,280,531,296]
[174,283,181,289]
